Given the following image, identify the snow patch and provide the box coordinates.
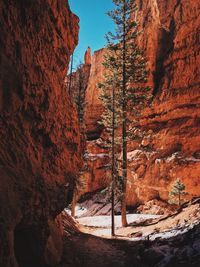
[127,150,143,161]
[148,219,200,241]
[65,206,88,217]
[165,152,180,163]
[155,153,200,164]
[128,149,157,162]
[183,156,200,162]
[77,214,160,228]
[84,153,109,161]
[155,158,162,164]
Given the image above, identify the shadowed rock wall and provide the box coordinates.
[0,1,80,266]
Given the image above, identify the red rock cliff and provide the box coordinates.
[84,46,92,65]
[84,49,106,140]
[0,1,80,266]
[129,0,200,205]
[68,47,91,111]
[82,0,200,205]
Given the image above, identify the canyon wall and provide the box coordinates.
[80,49,111,195]
[129,0,200,205]
[69,47,91,121]
[82,0,200,205]
[84,49,106,140]
[0,1,80,267]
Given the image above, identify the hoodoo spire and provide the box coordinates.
[84,46,91,65]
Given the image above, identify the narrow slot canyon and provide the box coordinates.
[0,1,200,267]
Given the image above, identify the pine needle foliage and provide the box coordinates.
[99,0,151,229]
[73,62,87,124]
[169,179,187,206]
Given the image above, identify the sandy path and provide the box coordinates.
[60,202,200,267]
[77,204,200,240]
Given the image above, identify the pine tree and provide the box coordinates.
[70,62,87,217]
[99,56,119,236]
[99,0,151,230]
[169,179,187,206]
[74,62,86,124]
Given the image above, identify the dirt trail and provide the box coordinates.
[77,203,200,240]
[62,233,128,267]
[60,202,200,267]
[61,225,200,267]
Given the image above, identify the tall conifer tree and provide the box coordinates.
[74,62,86,124]
[99,0,151,230]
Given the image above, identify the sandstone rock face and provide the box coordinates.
[0,1,80,267]
[67,47,91,157]
[79,49,108,197]
[84,49,106,140]
[130,0,200,205]
[69,48,91,118]
[79,0,200,205]
[81,138,110,194]
[84,46,92,65]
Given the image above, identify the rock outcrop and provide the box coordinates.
[78,0,200,206]
[67,49,109,199]
[84,47,92,65]
[80,138,110,196]
[0,1,80,266]
[127,0,200,205]
[84,49,106,140]
[68,47,91,118]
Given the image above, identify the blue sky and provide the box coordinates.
[68,0,115,67]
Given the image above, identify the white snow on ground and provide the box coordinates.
[65,206,88,217]
[184,156,200,162]
[84,153,109,161]
[128,219,200,242]
[127,150,143,161]
[77,216,200,241]
[153,150,200,165]
[157,153,200,164]
[149,219,200,241]
[127,149,157,162]
[165,152,180,162]
[77,214,160,228]
[76,214,161,238]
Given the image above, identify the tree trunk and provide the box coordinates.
[78,69,82,123]
[121,193,127,227]
[178,191,181,207]
[68,52,74,95]
[71,191,77,217]
[111,78,116,236]
[121,0,128,228]
[111,187,115,236]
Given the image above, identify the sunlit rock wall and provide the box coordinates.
[84,48,106,140]
[79,0,200,206]
[127,0,200,205]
